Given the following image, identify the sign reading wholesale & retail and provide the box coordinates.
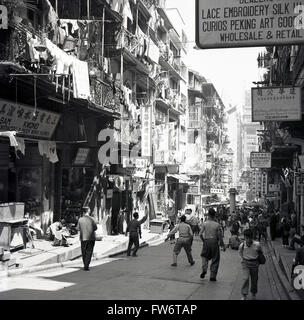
[250,152,272,168]
[195,0,304,49]
[251,86,301,122]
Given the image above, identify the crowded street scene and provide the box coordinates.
[0,0,303,311]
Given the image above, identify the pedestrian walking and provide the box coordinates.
[239,229,265,300]
[269,211,277,241]
[169,220,176,243]
[77,207,98,271]
[280,218,290,247]
[257,214,268,242]
[199,208,225,281]
[125,211,148,257]
[165,215,195,267]
[290,211,297,239]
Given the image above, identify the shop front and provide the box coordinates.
[0,99,61,234]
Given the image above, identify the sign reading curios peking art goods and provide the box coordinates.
[0,99,60,138]
[196,0,304,49]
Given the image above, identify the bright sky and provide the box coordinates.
[166,0,267,108]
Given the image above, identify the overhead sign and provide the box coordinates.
[195,0,304,49]
[0,99,60,138]
[211,188,225,194]
[141,105,152,157]
[73,148,90,165]
[261,171,268,196]
[252,87,301,122]
[122,157,148,168]
[250,152,271,168]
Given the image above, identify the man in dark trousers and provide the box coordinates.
[199,207,225,281]
[165,215,195,267]
[126,211,148,257]
[77,207,97,271]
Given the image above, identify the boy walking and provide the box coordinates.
[126,211,147,257]
[239,229,265,300]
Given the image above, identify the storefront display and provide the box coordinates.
[17,167,42,217]
[61,167,95,223]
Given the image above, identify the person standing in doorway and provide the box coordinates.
[77,207,98,271]
[269,211,277,241]
[125,211,148,257]
[165,215,195,267]
[199,208,225,281]
[239,229,264,300]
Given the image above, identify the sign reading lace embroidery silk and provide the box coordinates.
[195,0,304,49]
[0,5,8,30]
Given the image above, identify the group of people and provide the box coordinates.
[165,208,225,281]
[163,207,267,300]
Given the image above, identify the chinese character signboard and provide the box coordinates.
[251,152,272,168]
[74,148,90,165]
[210,188,224,194]
[251,87,301,122]
[261,171,268,196]
[196,0,304,49]
[0,99,60,138]
[122,157,148,168]
[141,105,152,157]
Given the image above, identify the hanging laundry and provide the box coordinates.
[71,59,91,100]
[46,39,74,75]
[122,0,133,28]
[38,141,59,163]
[60,19,79,35]
[122,86,132,106]
[290,45,298,72]
[111,0,123,13]
[0,131,18,147]
[109,58,120,74]
[27,33,40,63]
[148,39,160,64]
[15,137,25,155]
[48,141,59,163]
[56,26,67,47]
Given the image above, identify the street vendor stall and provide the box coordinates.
[0,202,27,251]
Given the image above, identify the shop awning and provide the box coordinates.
[167,174,194,184]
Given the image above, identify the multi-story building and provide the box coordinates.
[0,0,228,238]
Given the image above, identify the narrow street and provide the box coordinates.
[0,234,289,300]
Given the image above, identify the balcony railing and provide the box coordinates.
[89,79,121,113]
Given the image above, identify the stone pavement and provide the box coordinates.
[2,226,166,277]
[267,237,304,299]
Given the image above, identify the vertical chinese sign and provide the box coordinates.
[141,105,152,157]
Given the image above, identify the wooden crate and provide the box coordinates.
[0,203,25,222]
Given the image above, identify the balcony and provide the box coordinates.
[89,78,121,114]
[0,20,118,114]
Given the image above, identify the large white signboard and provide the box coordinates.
[252,86,302,122]
[196,0,304,49]
[250,152,271,168]
[0,99,60,138]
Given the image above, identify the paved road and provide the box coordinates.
[0,234,289,300]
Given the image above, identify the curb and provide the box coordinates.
[266,240,301,300]
[7,234,165,277]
